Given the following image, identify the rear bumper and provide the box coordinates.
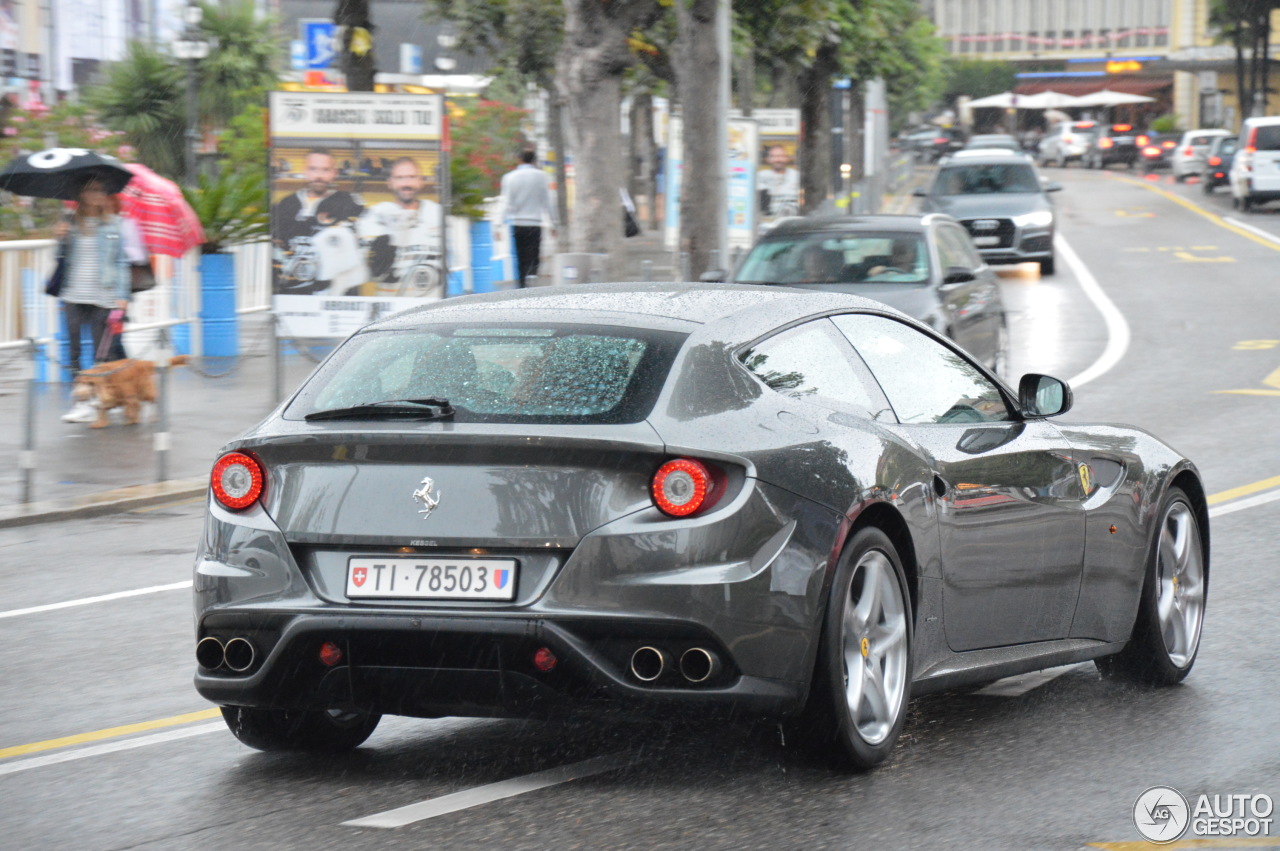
[193,611,805,718]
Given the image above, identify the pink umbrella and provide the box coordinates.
[116,163,205,257]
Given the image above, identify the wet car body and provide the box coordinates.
[914,151,1061,275]
[195,284,1208,767]
[722,214,1006,371]
[1140,133,1179,172]
[1202,135,1238,194]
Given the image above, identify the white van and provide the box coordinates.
[1229,116,1280,211]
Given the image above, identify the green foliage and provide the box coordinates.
[1151,113,1183,133]
[448,100,529,219]
[217,95,269,175]
[426,0,564,84]
[195,0,281,128]
[0,102,130,238]
[84,41,186,180]
[942,59,1018,104]
[180,168,268,254]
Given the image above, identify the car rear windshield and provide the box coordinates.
[1253,126,1280,151]
[934,163,1040,195]
[285,323,687,424]
[735,232,929,285]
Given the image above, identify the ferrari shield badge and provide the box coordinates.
[413,477,441,519]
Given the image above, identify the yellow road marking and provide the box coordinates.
[1216,365,1280,397]
[1207,474,1280,505]
[1174,250,1235,263]
[1106,173,1280,253]
[1088,840,1280,849]
[0,708,221,760]
[1233,340,1280,350]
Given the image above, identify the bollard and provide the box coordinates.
[21,339,37,503]
[641,259,653,282]
[154,330,172,483]
[709,249,720,275]
[680,252,690,282]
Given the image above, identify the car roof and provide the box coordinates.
[939,151,1032,165]
[366,282,901,337]
[762,213,931,237]
[951,148,1020,159]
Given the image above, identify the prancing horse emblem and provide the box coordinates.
[412,477,441,518]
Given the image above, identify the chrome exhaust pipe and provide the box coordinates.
[629,646,668,682]
[679,647,722,684]
[223,637,257,673]
[196,636,225,670]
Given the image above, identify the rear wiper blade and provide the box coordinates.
[305,397,455,421]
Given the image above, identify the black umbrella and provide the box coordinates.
[0,148,134,200]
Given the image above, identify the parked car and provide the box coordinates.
[1139,134,1179,173]
[1230,116,1280,211]
[963,134,1020,152]
[194,282,1208,770]
[1037,121,1098,167]
[722,214,1006,372]
[1201,135,1238,194]
[1083,123,1142,170]
[1172,129,1231,182]
[914,150,1061,275]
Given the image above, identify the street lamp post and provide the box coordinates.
[172,2,210,187]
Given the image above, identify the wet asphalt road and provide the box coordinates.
[3,167,1280,850]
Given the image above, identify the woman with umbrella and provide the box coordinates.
[55,176,132,422]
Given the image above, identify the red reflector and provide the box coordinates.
[1209,156,1221,166]
[933,137,948,144]
[319,642,343,667]
[211,452,264,510]
[652,458,713,517]
[1214,172,1224,178]
[1183,147,1194,156]
[533,647,557,672]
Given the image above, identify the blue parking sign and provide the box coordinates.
[301,20,336,69]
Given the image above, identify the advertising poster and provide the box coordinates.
[732,108,802,228]
[663,115,757,253]
[268,91,447,338]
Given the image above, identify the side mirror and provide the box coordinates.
[912,187,928,197]
[1018,373,1073,418]
[1044,182,1064,192]
[943,266,975,285]
[699,269,727,283]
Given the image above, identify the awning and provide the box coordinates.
[1014,78,1170,97]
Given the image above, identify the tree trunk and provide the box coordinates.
[1233,26,1248,120]
[674,0,722,279]
[738,36,755,116]
[557,0,656,279]
[541,75,571,235]
[335,0,376,92]
[799,41,838,215]
[629,91,657,230]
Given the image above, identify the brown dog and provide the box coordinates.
[71,356,189,428]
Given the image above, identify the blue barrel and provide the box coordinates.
[470,220,496,293]
[200,252,237,357]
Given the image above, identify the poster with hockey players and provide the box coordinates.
[268,91,447,338]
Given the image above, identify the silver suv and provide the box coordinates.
[913,151,1062,275]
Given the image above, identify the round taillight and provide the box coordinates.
[533,647,557,672]
[652,458,713,517]
[319,641,344,667]
[211,452,264,510]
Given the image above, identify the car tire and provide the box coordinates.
[220,706,382,752]
[1242,195,1253,212]
[1203,178,1214,195]
[1039,255,1056,276]
[1096,487,1206,686]
[804,527,912,771]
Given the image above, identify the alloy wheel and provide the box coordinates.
[1155,501,1205,668]
[841,549,908,745]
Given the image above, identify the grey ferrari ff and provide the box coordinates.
[194,283,1208,770]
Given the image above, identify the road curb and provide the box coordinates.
[0,477,208,529]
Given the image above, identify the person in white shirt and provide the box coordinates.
[358,157,444,297]
[757,145,800,221]
[499,150,558,286]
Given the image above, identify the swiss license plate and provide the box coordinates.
[973,236,1000,246]
[346,557,518,600]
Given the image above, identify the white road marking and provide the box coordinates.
[1056,234,1132,388]
[974,662,1093,698]
[1223,216,1280,246]
[1209,487,1280,518]
[0,723,224,776]
[342,753,633,829]
[0,581,192,620]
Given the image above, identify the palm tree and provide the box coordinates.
[196,0,282,128]
[84,42,186,179]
